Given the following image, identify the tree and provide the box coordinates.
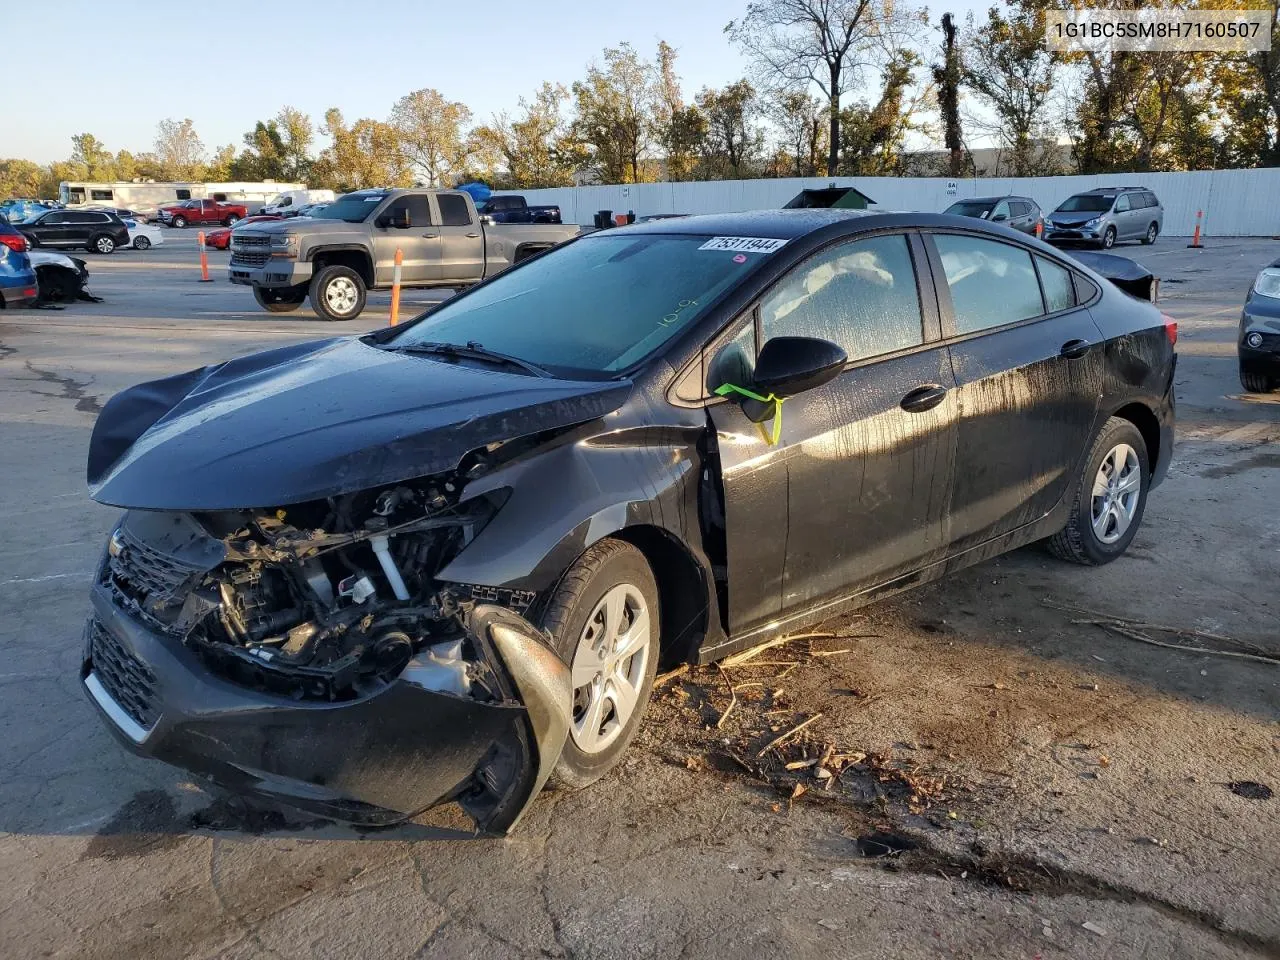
[572,43,657,183]
[0,159,44,200]
[696,81,764,178]
[70,134,115,179]
[768,90,828,176]
[932,13,963,177]
[391,89,472,186]
[153,118,206,180]
[727,0,926,175]
[653,40,705,180]
[962,5,1059,176]
[838,51,919,175]
[1213,0,1280,166]
[311,109,411,192]
[472,83,585,188]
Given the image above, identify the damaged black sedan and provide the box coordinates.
[82,211,1176,832]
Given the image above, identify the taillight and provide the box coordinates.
[1162,313,1178,346]
[0,233,28,254]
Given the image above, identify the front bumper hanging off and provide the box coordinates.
[81,595,571,834]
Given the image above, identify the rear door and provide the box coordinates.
[706,231,958,633]
[926,231,1103,552]
[434,193,485,280]
[64,212,99,246]
[372,194,439,284]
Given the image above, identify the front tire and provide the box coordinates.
[253,285,307,313]
[223,215,239,227]
[1048,417,1149,565]
[133,236,151,251]
[1142,222,1158,245]
[172,215,187,228]
[540,539,660,790]
[1240,365,1276,393]
[89,234,116,254]
[1100,226,1117,250]
[308,265,366,321]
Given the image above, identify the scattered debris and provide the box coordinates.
[1082,921,1107,936]
[714,664,737,730]
[817,919,841,931]
[654,665,689,687]
[757,713,824,758]
[1227,781,1273,801]
[857,831,917,857]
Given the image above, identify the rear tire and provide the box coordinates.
[308,265,366,321]
[223,215,239,227]
[89,234,116,254]
[1048,417,1149,566]
[540,539,660,791]
[1141,222,1158,245]
[253,285,307,313]
[133,236,151,251]
[1240,365,1276,393]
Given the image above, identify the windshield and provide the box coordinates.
[322,192,388,223]
[389,234,765,376]
[1056,195,1115,213]
[944,201,995,219]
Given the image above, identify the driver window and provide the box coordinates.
[382,195,433,227]
[993,200,1011,220]
[758,234,924,363]
[1115,194,1131,212]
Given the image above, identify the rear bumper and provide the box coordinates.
[82,588,570,832]
[0,278,38,306]
[1151,353,1176,490]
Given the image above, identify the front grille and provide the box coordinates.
[231,250,271,267]
[104,528,203,627]
[234,234,271,246]
[89,619,160,730]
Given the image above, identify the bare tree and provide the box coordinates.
[726,0,923,174]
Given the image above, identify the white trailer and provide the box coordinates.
[60,180,308,215]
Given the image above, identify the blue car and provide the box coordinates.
[0,220,37,307]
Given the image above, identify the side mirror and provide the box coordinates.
[992,212,1008,222]
[752,336,847,398]
[479,214,495,226]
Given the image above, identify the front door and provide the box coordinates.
[1114,193,1135,239]
[434,193,485,282]
[32,212,71,246]
[373,195,441,284]
[926,231,1103,552]
[706,232,958,635]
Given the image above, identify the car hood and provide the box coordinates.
[1050,212,1105,225]
[88,337,633,510]
[235,218,359,237]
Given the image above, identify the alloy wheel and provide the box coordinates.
[569,583,652,755]
[96,237,114,254]
[324,277,359,315]
[1090,442,1141,544]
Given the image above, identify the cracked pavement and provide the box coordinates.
[0,237,1276,959]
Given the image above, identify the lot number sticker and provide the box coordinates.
[698,236,789,254]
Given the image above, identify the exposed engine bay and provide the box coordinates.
[101,462,519,702]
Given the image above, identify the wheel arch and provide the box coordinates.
[310,246,374,286]
[1109,401,1161,471]
[610,524,711,669]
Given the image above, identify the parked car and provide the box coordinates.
[477,195,563,224]
[82,210,1176,833]
[1045,187,1163,249]
[942,196,1043,235]
[87,206,152,223]
[155,199,248,228]
[0,222,37,307]
[123,219,164,251]
[205,215,282,250]
[228,188,580,320]
[294,203,331,218]
[258,189,335,217]
[1238,259,1280,393]
[1,200,56,223]
[19,208,130,254]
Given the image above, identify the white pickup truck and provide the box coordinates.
[229,188,580,320]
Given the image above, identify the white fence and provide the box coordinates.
[506,168,1280,237]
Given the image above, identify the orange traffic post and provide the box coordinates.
[1187,209,1204,248]
[1034,218,1044,240]
[389,248,404,325]
[196,231,212,282]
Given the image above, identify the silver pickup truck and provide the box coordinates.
[228,188,580,321]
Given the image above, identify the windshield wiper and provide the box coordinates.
[388,340,552,377]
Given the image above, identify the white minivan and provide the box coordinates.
[259,189,335,217]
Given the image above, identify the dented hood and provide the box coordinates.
[88,336,632,510]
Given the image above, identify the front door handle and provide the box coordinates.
[899,384,948,413]
[422,233,439,239]
[465,232,480,238]
[1060,338,1091,359]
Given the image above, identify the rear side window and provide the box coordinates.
[437,194,472,227]
[1036,257,1076,313]
[760,234,923,363]
[1143,191,1159,208]
[934,234,1043,334]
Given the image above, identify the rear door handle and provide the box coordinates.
[1060,339,1091,359]
[899,384,949,413]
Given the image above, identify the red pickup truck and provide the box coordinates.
[156,199,248,228]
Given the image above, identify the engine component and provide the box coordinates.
[401,638,472,696]
[370,533,410,601]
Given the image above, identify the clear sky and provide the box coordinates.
[6,0,994,164]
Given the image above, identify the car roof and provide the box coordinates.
[956,195,1035,204]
